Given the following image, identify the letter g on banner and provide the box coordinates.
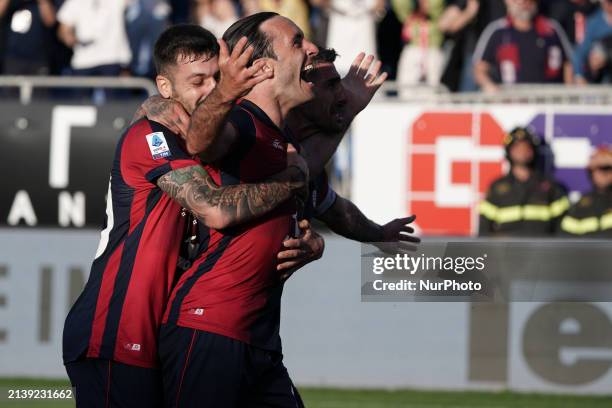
[408,112,505,236]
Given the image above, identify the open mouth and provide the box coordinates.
[300,62,315,86]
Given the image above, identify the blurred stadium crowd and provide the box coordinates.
[2,0,612,92]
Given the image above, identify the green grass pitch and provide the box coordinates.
[1,378,611,408]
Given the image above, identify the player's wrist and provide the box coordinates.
[215,79,240,104]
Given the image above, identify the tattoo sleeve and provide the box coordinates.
[157,165,304,229]
[186,88,236,161]
[317,196,383,242]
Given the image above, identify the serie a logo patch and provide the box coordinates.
[146,132,171,159]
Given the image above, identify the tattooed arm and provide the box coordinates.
[157,164,306,230]
[317,195,419,243]
[184,38,272,160]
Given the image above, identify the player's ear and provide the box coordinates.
[254,58,274,77]
[156,74,172,99]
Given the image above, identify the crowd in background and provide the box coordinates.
[1,0,612,93]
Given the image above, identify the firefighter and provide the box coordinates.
[560,146,612,238]
[479,127,570,237]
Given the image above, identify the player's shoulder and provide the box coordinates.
[123,117,179,140]
[121,117,190,160]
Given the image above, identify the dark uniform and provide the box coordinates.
[560,147,612,238]
[479,127,570,237]
[479,172,570,236]
[560,191,612,238]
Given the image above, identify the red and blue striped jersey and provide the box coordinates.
[163,100,297,351]
[63,118,199,368]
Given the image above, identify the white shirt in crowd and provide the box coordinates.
[326,0,378,75]
[57,0,132,70]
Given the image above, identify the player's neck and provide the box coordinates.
[244,93,285,128]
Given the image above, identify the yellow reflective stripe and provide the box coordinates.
[549,197,570,217]
[561,216,580,234]
[561,216,599,235]
[601,212,612,231]
[497,206,522,223]
[479,200,498,220]
[480,197,571,225]
[522,205,551,221]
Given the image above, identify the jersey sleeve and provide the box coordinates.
[120,119,200,188]
[549,19,573,64]
[473,21,499,65]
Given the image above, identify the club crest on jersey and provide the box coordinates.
[146,132,171,159]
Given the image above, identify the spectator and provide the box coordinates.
[57,0,131,78]
[326,0,384,74]
[438,0,480,91]
[439,0,508,91]
[392,0,446,90]
[560,146,612,238]
[539,0,599,45]
[309,0,330,46]
[195,0,238,38]
[126,0,170,78]
[584,33,612,81]
[573,0,612,83]
[479,127,570,237]
[473,0,573,93]
[0,0,57,75]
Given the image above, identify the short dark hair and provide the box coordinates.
[154,24,219,76]
[222,12,278,67]
[312,48,338,65]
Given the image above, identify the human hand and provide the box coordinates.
[277,220,325,280]
[216,37,274,102]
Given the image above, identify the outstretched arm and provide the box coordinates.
[317,195,419,243]
[158,163,306,230]
[296,53,387,177]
